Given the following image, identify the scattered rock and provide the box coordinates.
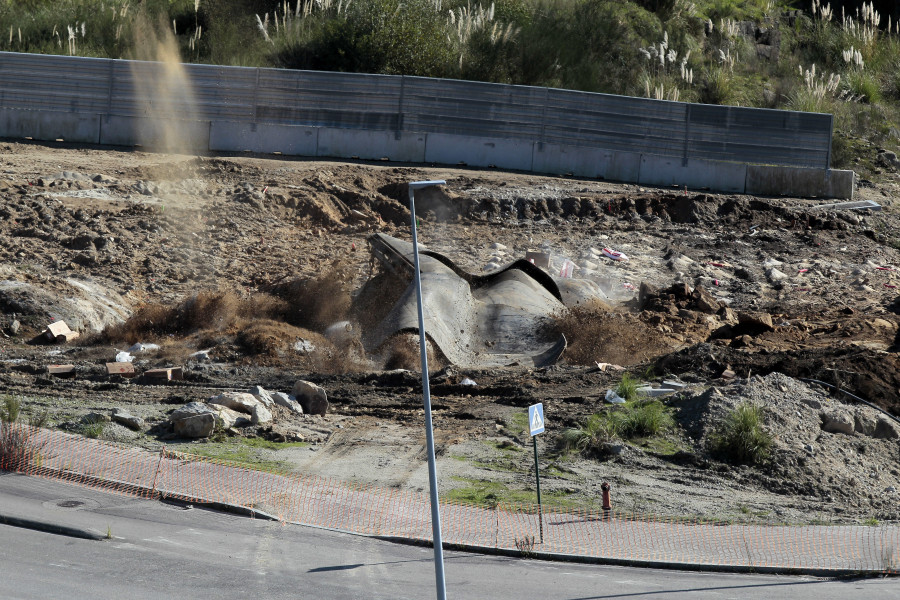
[8,319,20,335]
[292,380,329,416]
[111,408,144,431]
[873,417,899,440]
[81,412,111,424]
[737,311,774,334]
[820,410,855,435]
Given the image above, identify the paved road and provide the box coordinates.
[0,473,897,600]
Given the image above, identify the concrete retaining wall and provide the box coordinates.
[0,106,855,199]
[424,133,535,171]
[638,156,748,194]
[318,129,425,163]
[209,121,318,155]
[745,165,855,199]
[0,108,100,144]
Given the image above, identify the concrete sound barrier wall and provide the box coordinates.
[209,121,318,155]
[424,133,535,171]
[638,155,748,194]
[0,108,100,144]
[532,143,642,182]
[317,129,425,163]
[99,115,210,151]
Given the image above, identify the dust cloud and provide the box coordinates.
[128,12,202,155]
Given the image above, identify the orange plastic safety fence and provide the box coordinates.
[3,423,898,574]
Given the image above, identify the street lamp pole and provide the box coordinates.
[408,180,448,600]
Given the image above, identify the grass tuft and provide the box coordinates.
[708,402,772,465]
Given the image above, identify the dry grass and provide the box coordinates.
[98,273,361,372]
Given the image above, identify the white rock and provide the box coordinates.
[208,392,260,415]
[292,380,329,416]
[293,339,315,353]
[249,385,275,408]
[272,391,304,416]
[491,242,507,250]
[251,403,273,425]
[766,267,788,281]
[210,405,250,429]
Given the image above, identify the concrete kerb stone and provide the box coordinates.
[0,512,107,541]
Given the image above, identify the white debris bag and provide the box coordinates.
[115,351,134,363]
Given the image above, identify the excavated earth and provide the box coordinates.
[2,140,900,525]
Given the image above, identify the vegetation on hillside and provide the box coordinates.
[1,1,899,169]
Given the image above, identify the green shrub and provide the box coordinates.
[560,399,673,456]
[81,421,105,439]
[843,70,882,104]
[0,395,47,469]
[615,373,644,402]
[1,395,21,424]
[708,402,772,465]
[560,413,618,456]
[698,66,742,105]
[610,399,674,438]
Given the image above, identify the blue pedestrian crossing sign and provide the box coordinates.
[528,403,545,436]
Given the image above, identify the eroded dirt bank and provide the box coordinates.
[2,141,899,524]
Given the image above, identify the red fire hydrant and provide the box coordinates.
[601,481,612,511]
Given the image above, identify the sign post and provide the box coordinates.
[528,402,545,544]
[409,180,448,600]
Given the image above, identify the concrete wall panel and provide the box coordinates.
[532,143,641,181]
[745,165,854,199]
[424,133,534,171]
[0,108,100,144]
[100,115,210,151]
[639,155,747,193]
[209,121,318,156]
[317,129,425,163]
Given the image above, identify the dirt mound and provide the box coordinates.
[658,342,900,417]
[553,300,677,366]
[671,372,900,519]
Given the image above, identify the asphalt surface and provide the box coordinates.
[0,473,897,600]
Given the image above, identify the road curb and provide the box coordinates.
[0,512,107,541]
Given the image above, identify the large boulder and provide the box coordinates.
[292,380,329,416]
[272,392,304,416]
[820,410,855,435]
[251,403,273,425]
[208,392,260,414]
[170,401,217,421]
[874,417,900,440]
[854,411,877,436]
[249,385,275,408]
[174,413,216,438]
[169,402,218,438]
[210,405,251,429]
